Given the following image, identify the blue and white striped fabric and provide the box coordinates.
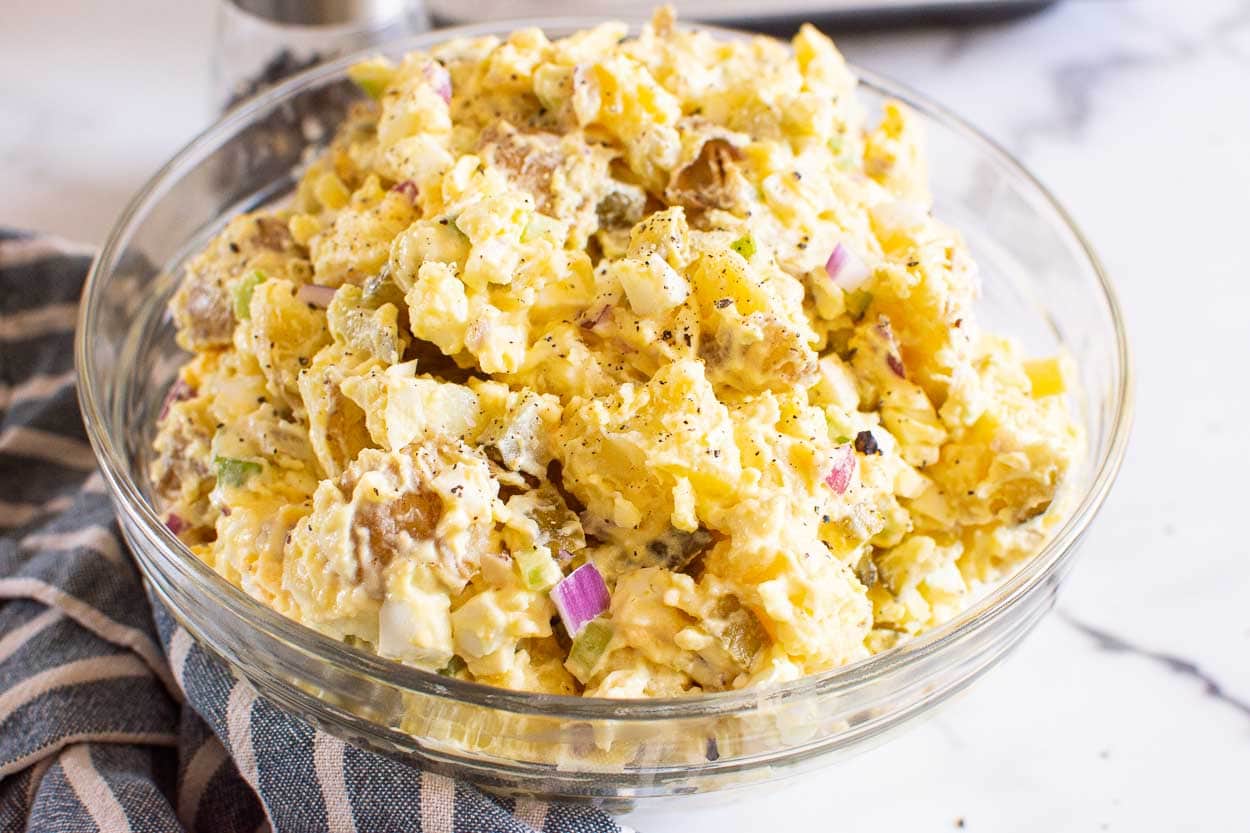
[0,230,632,833]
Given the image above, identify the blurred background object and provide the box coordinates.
[214,0,428,108]
[425,0,1060,31]
[211,0,1061,108]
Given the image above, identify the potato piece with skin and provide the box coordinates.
[151,389,216,531]
[477,123,625,250]
[283,439,499,661]
[688,246,819,395]
[699,310,817,395]
[665,128,750,212]
[171,213,309,351]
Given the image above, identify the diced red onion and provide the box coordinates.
[875,319,907,378]
[825,243,871,291]
[296,284,336,309]
[391,179,418,202]
[824,443,856,494]
[159,378,195,420]
[425,62,451,104]
[579,304,612,331]
[166,513,187,536]
[550,563,610,637]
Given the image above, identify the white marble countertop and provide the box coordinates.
[4,1,1247,830]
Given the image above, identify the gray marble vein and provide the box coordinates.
[1060,611,1250,723]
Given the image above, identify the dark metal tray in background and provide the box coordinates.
[426,0,1061,33]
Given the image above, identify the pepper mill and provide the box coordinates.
[213,0,428,110]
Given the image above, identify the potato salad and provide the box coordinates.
[152,9,1080,699]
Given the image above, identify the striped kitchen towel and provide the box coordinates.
[0,230,631,833]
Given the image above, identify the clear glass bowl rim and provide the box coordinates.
[76,17,1134,722]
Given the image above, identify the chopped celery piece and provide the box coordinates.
[233,270,266,320]
[845,289,873,322]
[347,59,395,100]
[515,546,562,591]
[566,618,613,683]
[214,457,262,487]
[730,235,756,259]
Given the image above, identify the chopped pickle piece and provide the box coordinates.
[714,596,768,668]
[845,289,873,322]
[530,485,586,554]
[438,655,467,677]
[362,270,407,310]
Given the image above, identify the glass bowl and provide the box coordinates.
[76,19,1132,803]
